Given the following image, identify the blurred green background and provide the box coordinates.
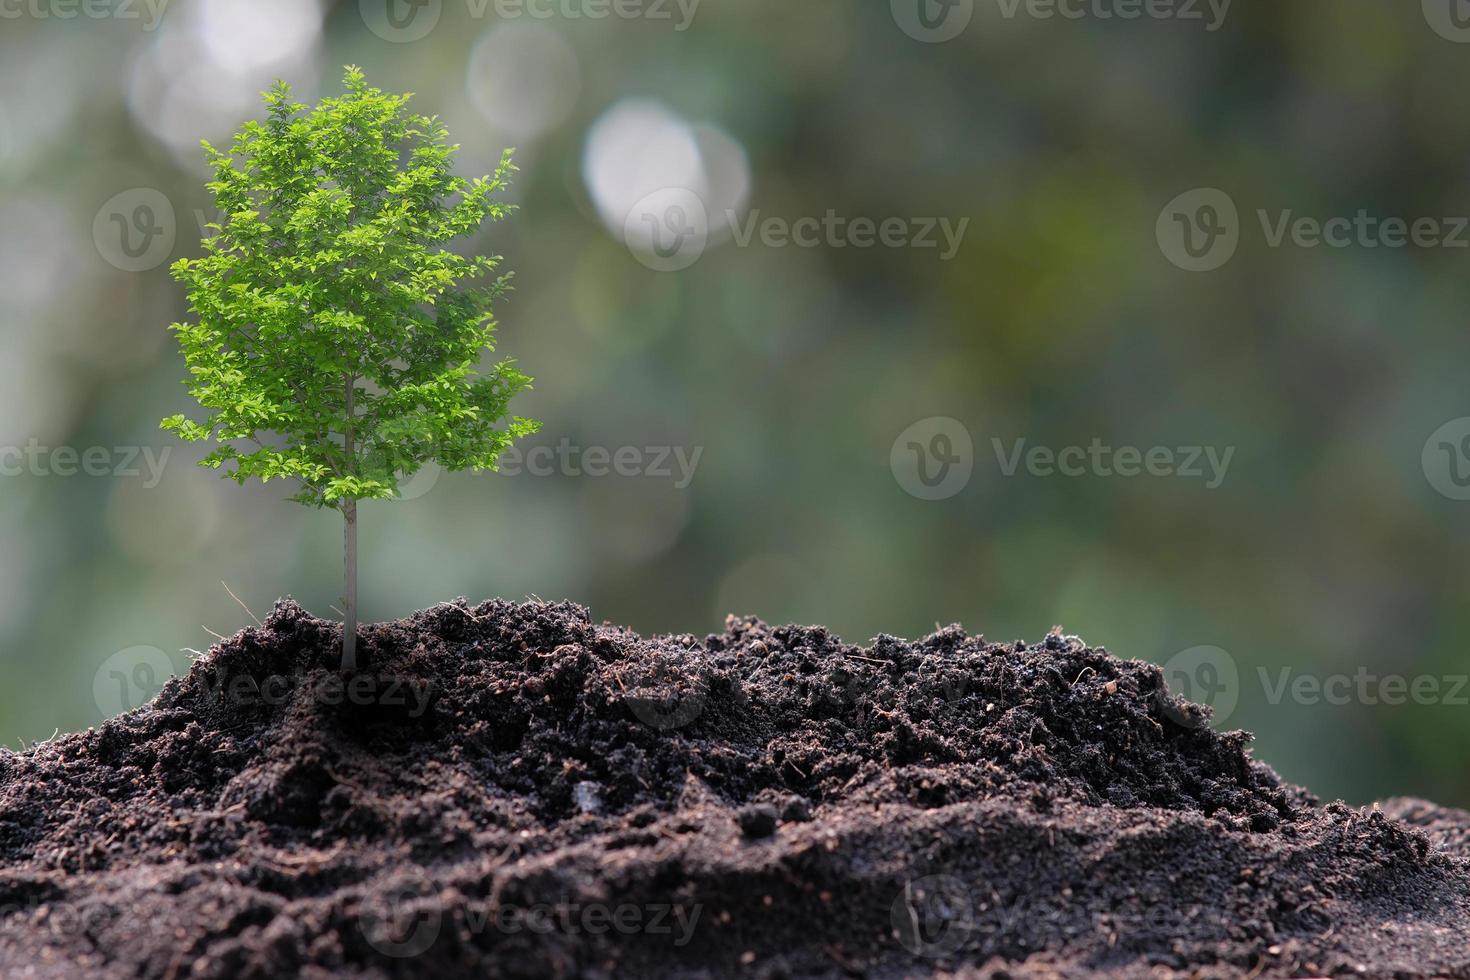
[2,0,1468,809]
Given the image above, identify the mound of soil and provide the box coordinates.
[1,598,1467,978]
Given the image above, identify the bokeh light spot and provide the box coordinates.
[466,23,580,142]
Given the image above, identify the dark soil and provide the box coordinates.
[1,598,1467,978]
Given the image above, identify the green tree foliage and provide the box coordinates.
[162,67,539,668]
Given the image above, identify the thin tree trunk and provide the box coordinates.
[343,372,358,672]
[343,497,358,672]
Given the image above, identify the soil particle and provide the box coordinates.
[0,598,1467,978]
[737,804,779,839]
[778,795,812,824]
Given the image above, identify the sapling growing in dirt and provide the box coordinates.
[162,67,539,670]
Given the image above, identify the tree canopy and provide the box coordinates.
[163,66,539,508]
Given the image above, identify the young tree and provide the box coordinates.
[163,67,540,670]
